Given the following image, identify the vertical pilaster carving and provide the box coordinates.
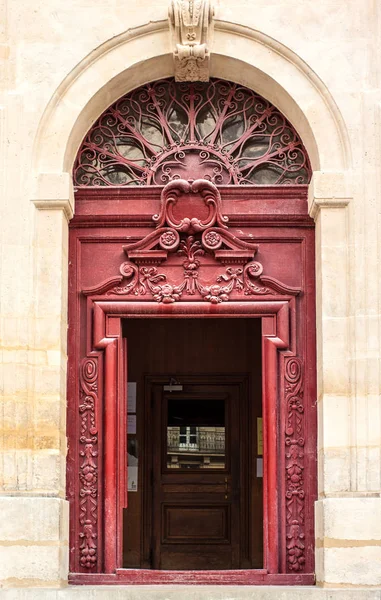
[79,357,99,570]
[285,357,305,572]
[169,0,214,82]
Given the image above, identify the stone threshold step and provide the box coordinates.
[1,587,381,600]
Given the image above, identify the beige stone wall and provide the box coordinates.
[1,0,380,592]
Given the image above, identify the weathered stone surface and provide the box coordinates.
[0,586,381,599]
[1,0,381,591]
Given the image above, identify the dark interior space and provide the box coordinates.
[122,317,263,570]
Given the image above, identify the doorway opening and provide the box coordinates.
[122,317,263,570]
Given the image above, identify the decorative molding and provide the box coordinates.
[285,357,305,573]
[79,357,99,571]
[308,197,350,221]
[153,178,228,231]
[32,198,74,221]
[169,0,214,82]
[83,179,301,302]
[32,172,74,220]
[307,170,352,219]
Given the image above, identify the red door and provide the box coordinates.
[67,77,316,585]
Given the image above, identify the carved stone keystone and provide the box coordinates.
[169,0,214,82]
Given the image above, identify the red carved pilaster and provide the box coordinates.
[285,357,305,573]
[79,357,99,570]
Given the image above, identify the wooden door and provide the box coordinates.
[150,380,246,570]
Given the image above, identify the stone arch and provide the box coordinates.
[30,23,354,586]
[32,20,351,195]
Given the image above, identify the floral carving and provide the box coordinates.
[204,230,221,248]
[136,267,166,295]
[79,357,99,570]
[178,235,204,294]
[285,357,305,573]
[153,281,186,303]
[137,267,186,303]
[197,283,230,303]
[85,180,300,303]
[79,521,97,570]
[178,235,204,270]
[101,241,295,303]
[160,230,179,250]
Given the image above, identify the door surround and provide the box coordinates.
[68,295,315,585]
[67,176,316,585]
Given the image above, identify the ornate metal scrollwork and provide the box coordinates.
[74,79,311,187]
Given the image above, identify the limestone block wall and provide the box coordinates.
[0,0,381,591]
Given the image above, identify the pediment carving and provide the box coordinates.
[84,179,300,302]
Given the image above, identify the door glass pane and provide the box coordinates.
[167,399,225,469]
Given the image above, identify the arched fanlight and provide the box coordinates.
[74,78,311,187]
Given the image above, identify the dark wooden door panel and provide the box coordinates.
[160,547,233,571]
[162,505,230,543]
[151,379,246,570]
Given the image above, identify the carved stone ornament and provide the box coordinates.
[84,179,300,304]
[169,0,214,82]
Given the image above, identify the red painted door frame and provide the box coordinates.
[67,184,316,585]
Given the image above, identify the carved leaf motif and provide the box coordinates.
[285,357,306,573]
[178,235,205,270]
[170,0,213,82]
[78,357,99,571]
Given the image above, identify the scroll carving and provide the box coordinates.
[169,0,214,82]
[79,357,99,570]
[83,179,300,302]
[285,357,305,572]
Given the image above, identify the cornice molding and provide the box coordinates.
[31,172,74,221]
[308,170,352,219]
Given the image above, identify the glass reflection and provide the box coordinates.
[166,399,225,470]
[197,108,217,140]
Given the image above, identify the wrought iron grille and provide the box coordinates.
[74,78,311,186]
